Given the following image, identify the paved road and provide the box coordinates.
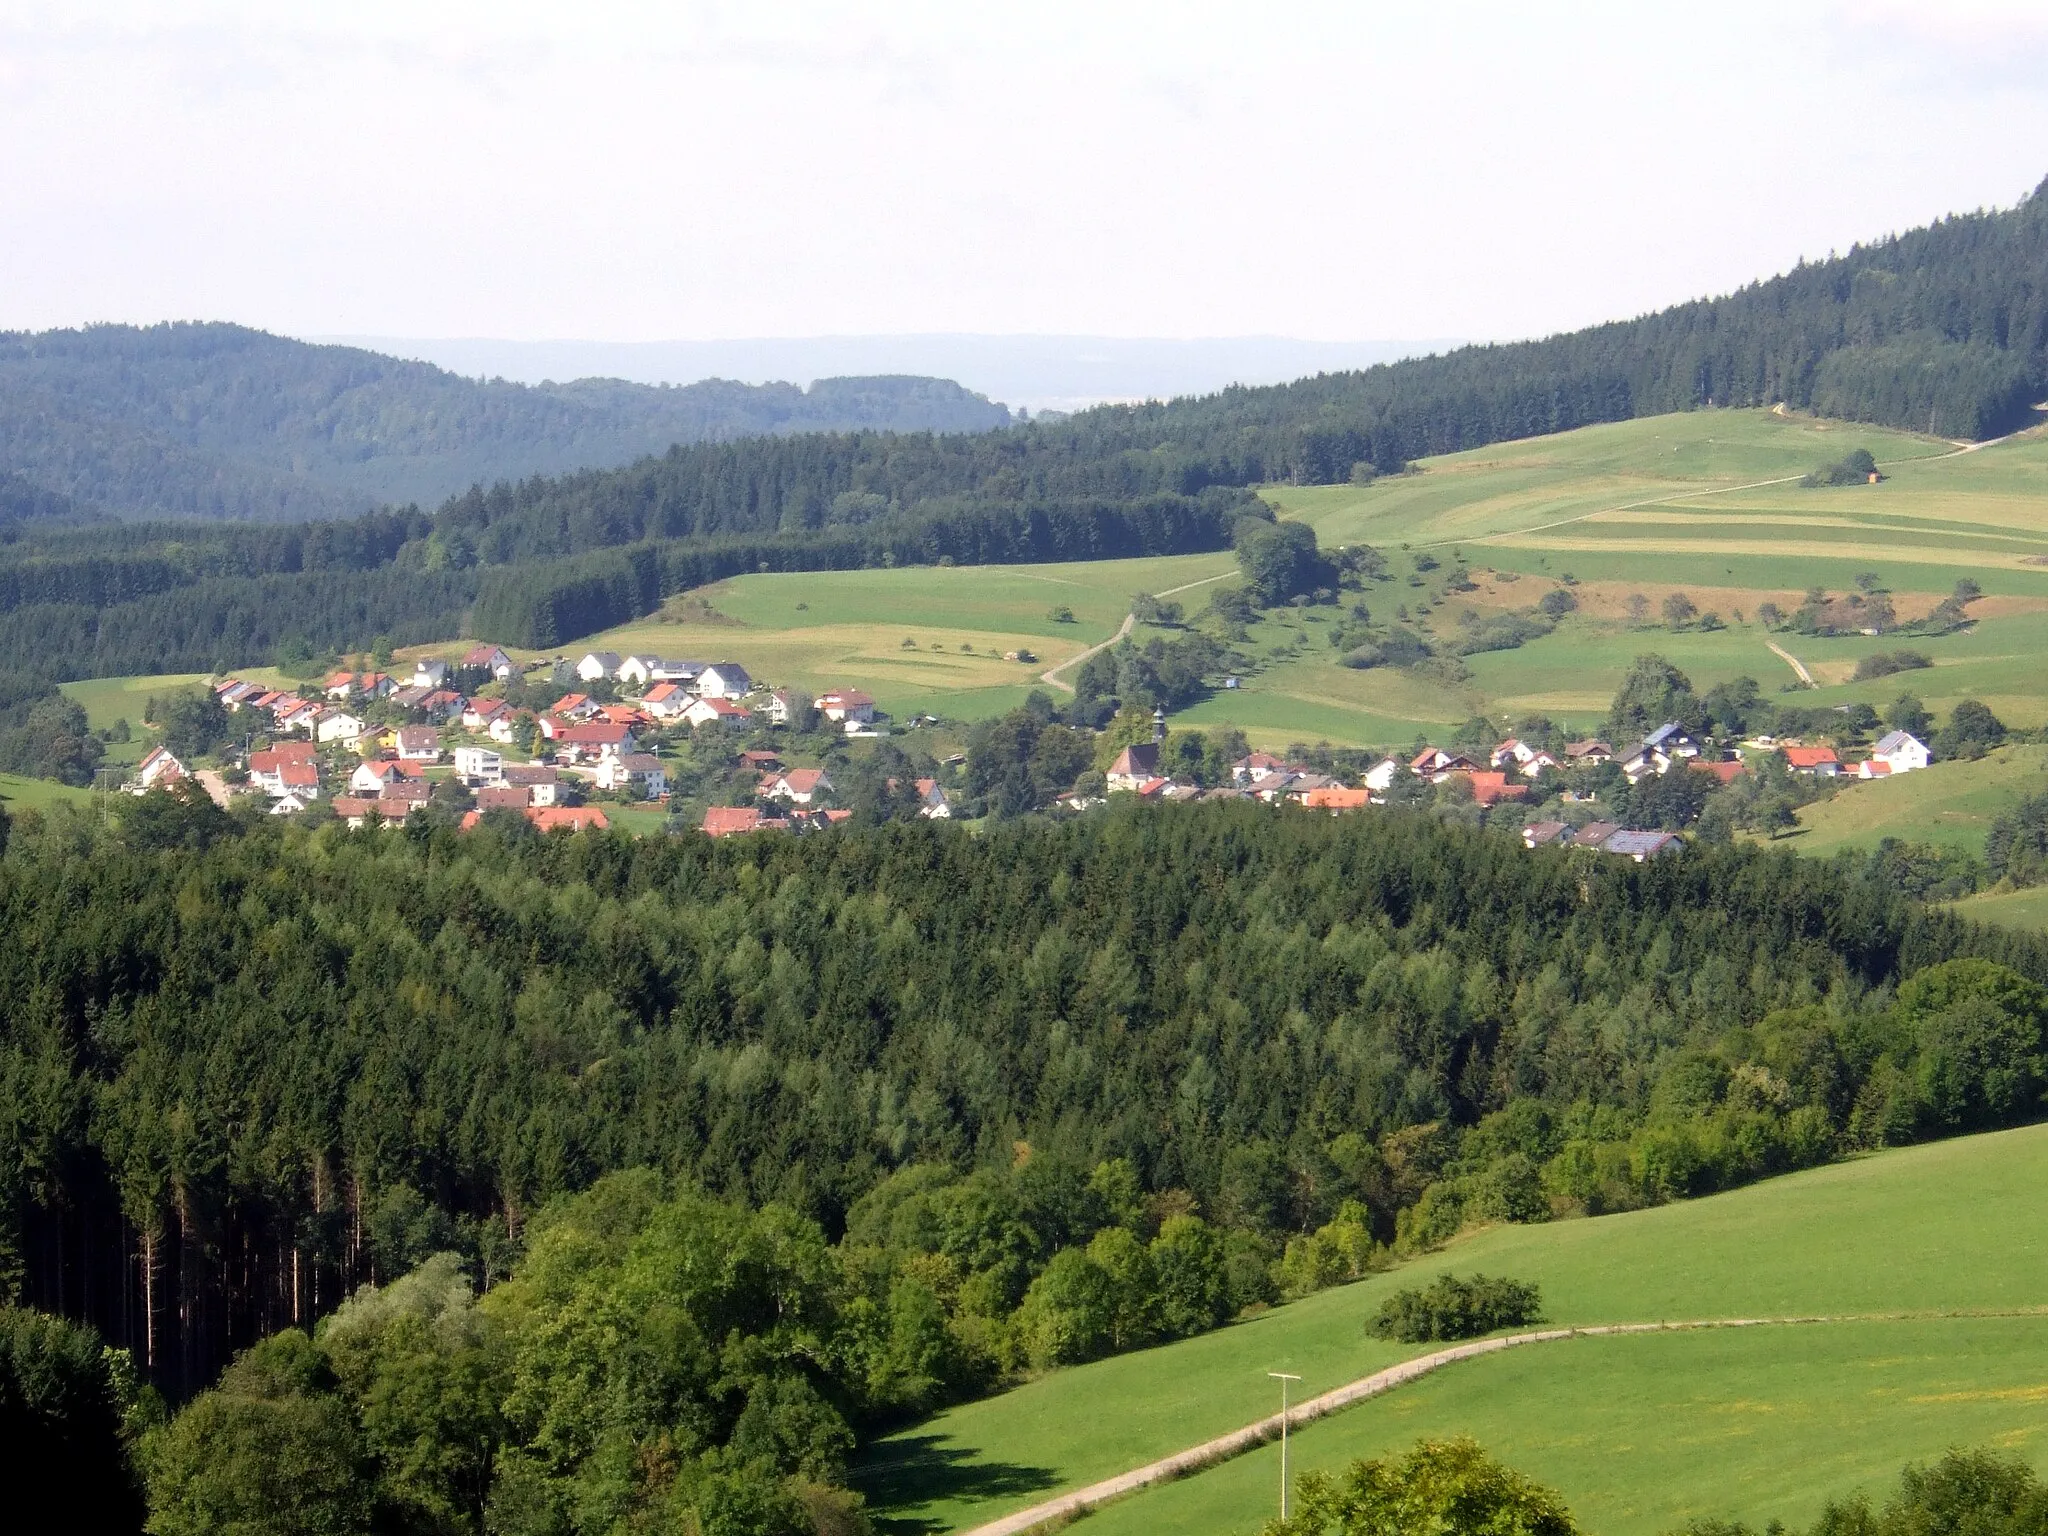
[956,1317,1837,1536]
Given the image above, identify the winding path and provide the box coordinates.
[955,1311,2036,1536]
[1036,569,1235,692]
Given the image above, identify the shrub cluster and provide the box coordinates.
[1367,1274,1544,1344]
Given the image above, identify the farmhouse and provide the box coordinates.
[1872,730,1931,773]
[1781,745,1842,776]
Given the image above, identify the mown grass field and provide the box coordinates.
[1950,884,2048,932]
[1782,745,2048,856]
[553,553,1236,721]
[855,1125,2048,1536]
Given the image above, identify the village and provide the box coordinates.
[117,637,1942,851]
[121,645,960,837]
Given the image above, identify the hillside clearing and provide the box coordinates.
[856,1123,2048,1535]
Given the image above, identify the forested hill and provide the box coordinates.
[0,323,1012,521]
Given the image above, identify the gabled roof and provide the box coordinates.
[1572,820,1620,846]
[395,727,442,750]
[562,720,634,743]
[820,687,874,706]
[1563,739,1612,758]
[530,806,609,832]
[1522,820,1570,846]
[642,682,685,703]
[477,785,530,810]
[1781,745,1840,768]
[502,763,559,785]
[1643,722,1692,748]
[703,805,766,837]
[1874,730,1924,754]
[687,697,751,717]
[1604,829,1684,857]
[617,753,664,773]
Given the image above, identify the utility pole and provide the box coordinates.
[1269,1371,1302,1524]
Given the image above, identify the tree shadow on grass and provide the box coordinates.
[851,1435,1063,1536]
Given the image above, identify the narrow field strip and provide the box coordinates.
[962,1309,2048,1536]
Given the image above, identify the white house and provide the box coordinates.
[1363,756,1403,794]
[350,759,407,795]
[1872,730,1931,773]
[818,689,875,726]
[504,764,560,807]
[395,727,444,763]
[460,645,517,681]
[683,696,752,730]
[1106,742,1161,793]
[763,689,805,726]
[615,654,662,687]
[316,709,367,746]
[914,778,952,819]
[131,746,188,792]
[648,659,703,683]
[596,752,667,799]
[760,767,833,804]
[461,698,510,734]
[410,658,450,690]
[576,651,623,682]
[453,746,505,784]
[556,721,637,761]
[694,663,752,700]
[640,682,693,721]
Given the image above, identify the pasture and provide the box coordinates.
[854,1124,2048,1536]
[1784,744,2048,856]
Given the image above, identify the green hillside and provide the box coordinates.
[857,1125,2048,1535]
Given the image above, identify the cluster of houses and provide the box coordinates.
[696,758,953,837]
[570,651,882,738]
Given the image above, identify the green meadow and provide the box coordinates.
[1785,744,2048,856]
[855,1124,2048,1536]
[0,770,95,813]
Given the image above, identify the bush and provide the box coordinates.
[1851,650,1932,682]
[1800,447,1881,487]
[1367,1274,1544,1344]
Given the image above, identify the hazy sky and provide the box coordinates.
[4,1,2047,345]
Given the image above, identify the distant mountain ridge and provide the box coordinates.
[0,323,1011,522]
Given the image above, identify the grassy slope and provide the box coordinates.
[1784,745,2048,856]
[1950,884,2048,933]
[855,1124,2048,1535]
[0,771,94,812]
